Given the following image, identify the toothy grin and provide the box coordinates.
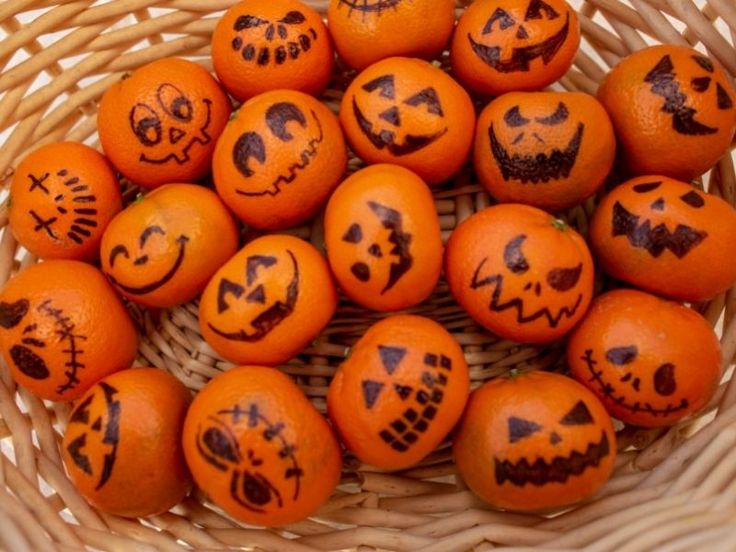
[232,28,318,66]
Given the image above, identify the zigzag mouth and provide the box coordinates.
[495,431,610,486]
[580,350,689,417]
[611,201,707,259]
[470,262,583,329]
[468,13,570,73]
[236,111,324,198]
[489,122,583,184]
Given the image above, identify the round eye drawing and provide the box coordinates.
[130,103,163,147]
[158,83,194,123]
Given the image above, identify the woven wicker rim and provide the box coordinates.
[1,1,736,550]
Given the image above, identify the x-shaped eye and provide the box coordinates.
[508,416,542,443]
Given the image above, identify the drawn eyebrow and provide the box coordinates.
[139,225,165,248]
[109,245,129,267]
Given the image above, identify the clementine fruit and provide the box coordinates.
[474,91,616,212]
[328,315,469,469]
[100,184,240,309]
[9,142,122,261]
[199,234,337,366]
[327,0,455,70]
[340,57,475,185]
[62,368,192,517]
[589,175,736,302]
[453,371,616,512]
[98,58,231,189]
[451,0,581,97]
[324,164,442,311]
[445,204,594,343]
[213,89,347,230]
[0,261,138,402]
[597,45,736,181]
[568,289,722,428]
[183,365,341,526]
[211,0,334,102]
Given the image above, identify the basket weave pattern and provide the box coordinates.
[1,0,736,550]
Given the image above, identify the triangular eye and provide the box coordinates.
[525,0,560,20]
[403,87,444,117]
[483,8,516,34]
[504,106,530,127]
[245,284,266,304]
[560,401,594,425]
[606,345,638,365]
[508,416,542,443]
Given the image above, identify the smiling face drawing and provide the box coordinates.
[568,289,722,427]
[100,184,239,309]
[451,0,580,96]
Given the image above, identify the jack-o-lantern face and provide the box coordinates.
[446,204,594,344]
[644,53,733,136]
[207,251,299,343]
[340,57,476,185]
[199,235,337,366]
[98,58,231,189]
[352,74,447,157]
[212,90,348,230]
[451,0,580,96]
[324,164,443,311]
[474,91,616,212]
[597,45,736,182]
[211,0,333,101]
[568,289,722,427]
[129,82,213,165]
[590,176,736,302]
[230,10,316,68]
[196,404,301,514]
[100,185,239,309]
[65,382,121,490]
[327,315,470,469]
[453,371,616,512]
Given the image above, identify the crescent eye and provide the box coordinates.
[139,225,166,248]
[109,245,130,267]
[504,106,530,127]
[546,263,582,291]
[535,102,569,125]
[504,234,529,274]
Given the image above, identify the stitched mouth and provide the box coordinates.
[470,261,583,329]
[139,99,213,165]
[495,431,610,486]
[468,13,570,73]
[611,201,708,259]
[338,0,402,13]
[232,28,318,66]
[580,349,689,417]
[106,235,189,296]
[208,250,299,342]
[489,122,584,183]
[352,97,448,156]
[236,110,325,198]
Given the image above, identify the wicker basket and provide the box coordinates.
[1,0,736,550]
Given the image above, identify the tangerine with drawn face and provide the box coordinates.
[199,235,337,366]
[445,204,594,343]
[453,371,616,511]
[324,165,442,311]
[98,58,231,189]
[0,261,138,401]
[340,57,475,185]
[590,176,736,302]
[328,315,469,469]
[568,289,722,428]
[474,91,616,212]
[598,45,736,181]
[211,0,333,101]
[183,366,342,526]
[8,142,122,262]
[100,184,239,309]
[327,0,455,70]
[213,90,347,230]
[451,0,580,97]
[62,368,192,517]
